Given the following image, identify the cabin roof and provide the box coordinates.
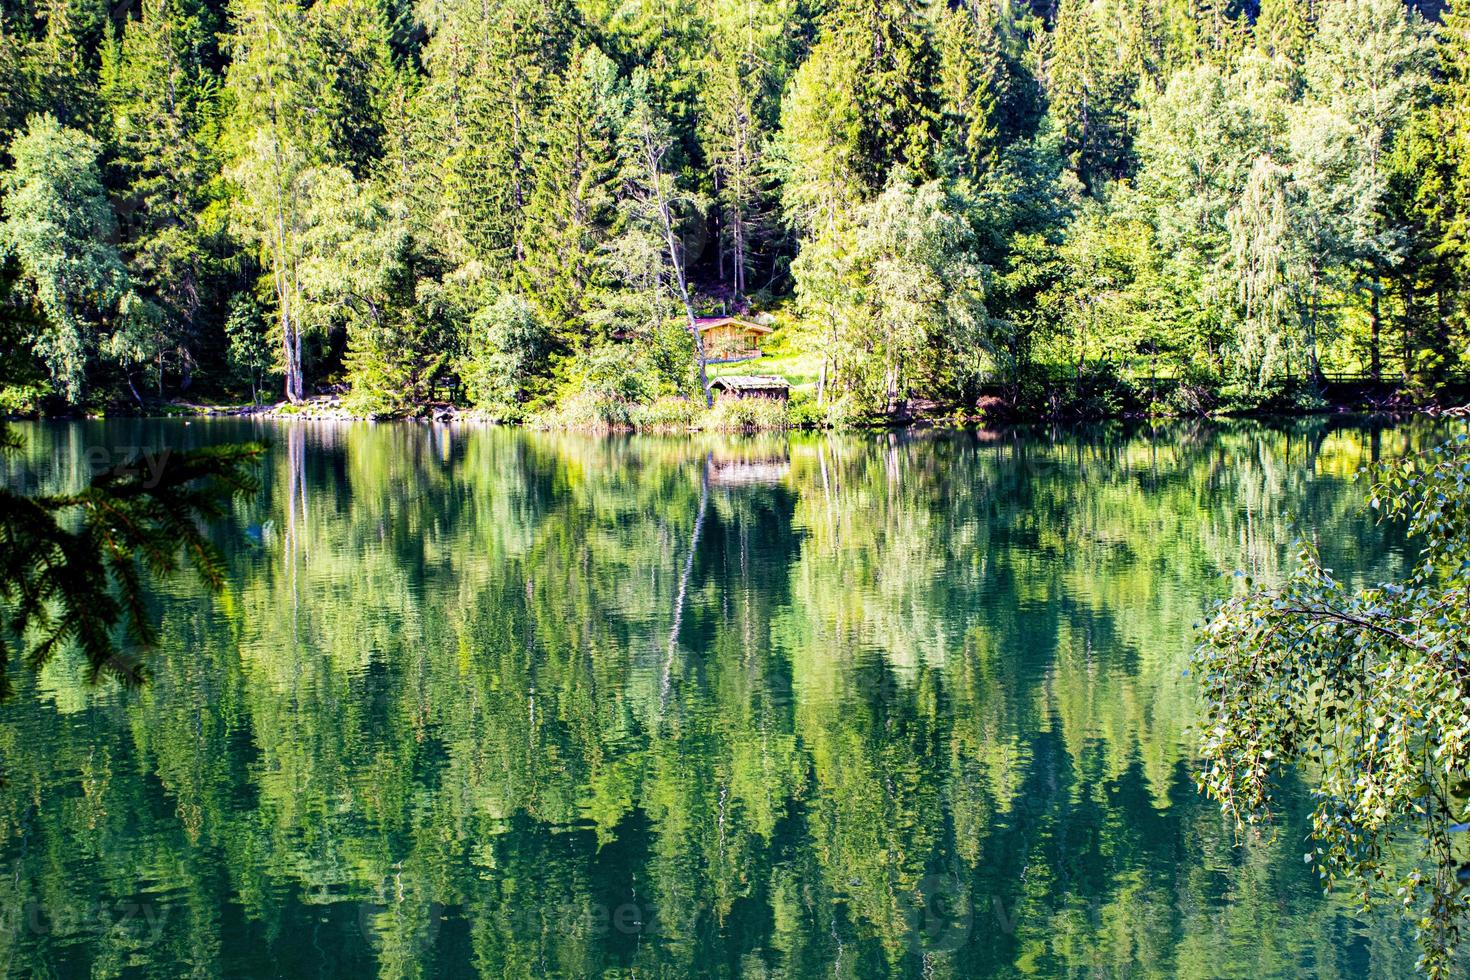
[694,316,773,335]
[710,375,790,391]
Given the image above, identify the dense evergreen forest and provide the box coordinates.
[1,0,1468,422]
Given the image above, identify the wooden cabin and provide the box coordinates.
[709,375,790,402]
[695,316,773,361]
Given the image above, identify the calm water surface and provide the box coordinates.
[0,417,1462,978]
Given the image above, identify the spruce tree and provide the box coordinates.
[819,0,942,189]
[413,0,574,274]
[1046,0,1142,193]
[516,45,626,348]
[101,0,224,393]
[936,0,1004,178]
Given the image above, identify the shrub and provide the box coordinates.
[1217,376,1325,415]
[459,292,551,417]
[786,390,828,429]
[633,395,701,431]
[535,343,653,430]
[0,382,50,416]
[1065,363,1135,418]
[1169,371,1220,416]
[704,395,789,431]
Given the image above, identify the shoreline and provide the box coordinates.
[12,391,1470,431]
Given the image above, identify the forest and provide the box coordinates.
[1,0,1468,423]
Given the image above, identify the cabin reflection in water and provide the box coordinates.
[708,444,791,486]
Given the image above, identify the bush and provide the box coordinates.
[1065,363,1136,418]
[1169,369,1220,416]
[1217,376,1325,415]
[0,382,50,416]
[460,293,551,416]
[534,343,653,430]
[786,390,828,429]
[704,395,789,431]
[632,395,701,431]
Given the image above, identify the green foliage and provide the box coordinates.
[1045,0,1144,192]
[534,342,654,428]
[1197,432,1470,975]
[822,0,940,189]
[224,292,274,404]
[629,393,701,430]
[0,115,130,403]
[785,388,827,428]
[703,393,788,430]
[101,0,225,387]
[516,44,625,336]
[793,174,993,415]
[460,291,552,418]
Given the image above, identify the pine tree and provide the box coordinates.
[937,0,1005,178]
[820,0,942,189]
[1381,0,1470,385]
[101,0,224,393]
[774,39,866,236]
[1426,0,1470,289]
[617,73,711,405]
[311,0,399,177]
[516,45,626,347]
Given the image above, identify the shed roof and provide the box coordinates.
[694,316,773,335]
[710,375,790,391]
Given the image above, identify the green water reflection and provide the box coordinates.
[0,417,1461,977]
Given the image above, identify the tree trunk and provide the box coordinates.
[645,135,712,408]
[1369,278,1382,382]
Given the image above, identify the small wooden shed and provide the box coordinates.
[709,375,791,402]
[695,316,774,360]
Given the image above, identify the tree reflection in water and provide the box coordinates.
[0,416,1456,978]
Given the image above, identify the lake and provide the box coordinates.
[0,417,1458,977]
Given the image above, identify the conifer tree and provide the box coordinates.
[617,74,711,405]
[936,0,1004,178]
[1046,0,1141,193]
[698,0,791,300]
[818,0,942,189]
[414,0,573,274]
[516,45,626,345]
[1255,0,1312,69]
[101,0,224,392]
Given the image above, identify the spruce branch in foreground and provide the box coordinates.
[0,425,264,699]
